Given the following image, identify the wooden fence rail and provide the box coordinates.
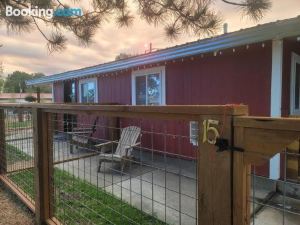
[0,103,299,225]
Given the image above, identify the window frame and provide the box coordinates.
[131,66,166,105]
[78,78,98,103]
[290,53,300,115]
[189,121,199,146]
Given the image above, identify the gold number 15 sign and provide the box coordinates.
[202,120,220,145]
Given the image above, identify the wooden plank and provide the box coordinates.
[0,103,248,116]
[0,109,6,174]
[43,109,207,121]
[233,127,251,225]
[233,152,251,225]
[286,139,300,180]
[234,116,300,131]
[198,114,241,225]
[46,217,63,225]
[239,128,300,165]
[234,117,300,165]
[33,109,54,225]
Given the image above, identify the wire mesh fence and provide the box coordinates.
[0,108,35,205]
[250,147,300,225]
[50,112,198,225]
[1,104,300,225]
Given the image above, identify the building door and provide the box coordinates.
[64,81,77,132]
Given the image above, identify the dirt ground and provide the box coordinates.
[0,182,34,225]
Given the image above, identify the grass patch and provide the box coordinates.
[7,169,35,200]
[6,144,32,164]
[8,168,166,225]
[7,120,32,129]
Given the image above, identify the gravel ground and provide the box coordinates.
[0,182,34,225]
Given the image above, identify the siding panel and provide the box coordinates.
[53,43,272,162]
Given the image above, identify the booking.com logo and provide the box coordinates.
[5,5,82,18]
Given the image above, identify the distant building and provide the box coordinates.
[0,93,52,103]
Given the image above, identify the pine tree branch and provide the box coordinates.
[31,17,51,42]
[221,0,248,7]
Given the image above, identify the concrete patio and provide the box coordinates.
[5,131,300,225]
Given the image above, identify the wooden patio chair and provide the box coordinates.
[68,117,99,154]
[95,126,141,172]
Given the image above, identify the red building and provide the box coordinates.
[27,16,300,179]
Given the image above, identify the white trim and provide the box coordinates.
[290,52,300,115]
[131,66,166,105]
[269,39,283,180]
[78,78,98,103]
[270,154,281,180]
[270,39,283,117]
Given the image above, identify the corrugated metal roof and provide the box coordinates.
[26,16,300,86]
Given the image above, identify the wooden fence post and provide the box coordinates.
[197,106,248,225]
[233,126,251,225]
[33,108,53,225]
[0,108,6,174]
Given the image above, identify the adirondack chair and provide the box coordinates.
[95,126,141,172]
[68,117,99,154]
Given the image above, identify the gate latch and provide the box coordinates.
[215,138,244,153]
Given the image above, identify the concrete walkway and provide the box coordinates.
[54,142,198,225]
[251,194,300,225]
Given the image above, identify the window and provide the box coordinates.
[291,53,300,115]
[79,78,98,103]
[190,121,199,146]
[64,81,76,103]
[70,81,76,102]
[132,67,166,105]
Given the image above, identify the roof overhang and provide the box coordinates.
[26,16,300,86]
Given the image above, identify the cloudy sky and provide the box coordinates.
[0,0,299,77]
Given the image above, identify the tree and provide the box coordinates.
[3,71,51,93]
[0,62,4,93]
[0,78,4,93]
[30,73,52,93]
[115,53,132,60]
[25,95,37,102]
[0,0,271,52]
[0,62,3,76]
[3,71,32,93]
